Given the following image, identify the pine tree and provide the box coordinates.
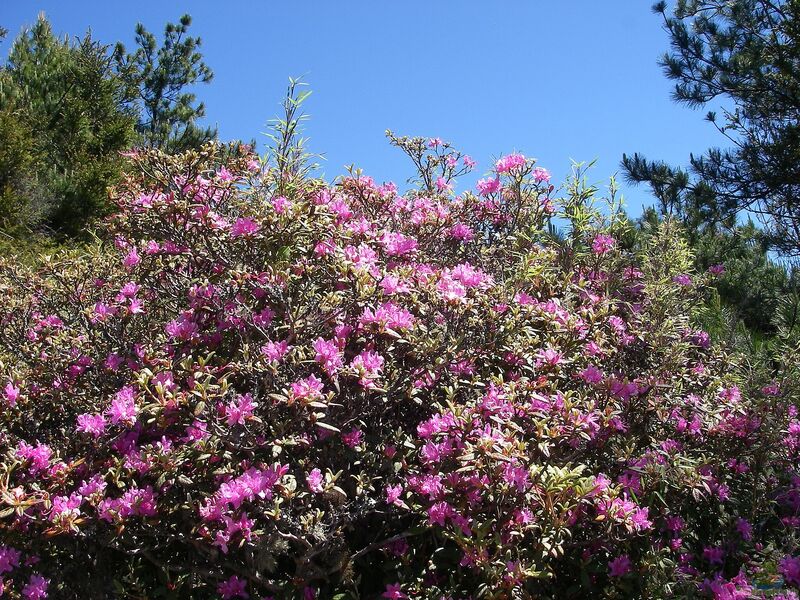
[0,14,137,238]
[623,0,800,255]
[114,14,216,153]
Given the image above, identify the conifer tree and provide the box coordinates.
[623,0,800,255]
[0,14,136,238]
[114,14,216,153]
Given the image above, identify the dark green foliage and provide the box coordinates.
[621,152,731,245]
[632,205,795,344]
[114,14,216,153]
[623,1,800,351]
[0,12,216,248]
[692,222,790,335]
[0,105,38,233]
[625,0,800,255]
[0,15,137,239]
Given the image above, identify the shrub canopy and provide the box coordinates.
[0,137,798,599]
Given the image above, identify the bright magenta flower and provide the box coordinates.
[230,217,260,238]
[21,575,49,600]
[608,555,632,577]
[3,382,19,406]
[495,153,526,173]
[382,583,407,599]
[218,575,249,599]
[76,413,107,438]
[591,233,616,255]
[307,468,324,494]
[108,386,138,426]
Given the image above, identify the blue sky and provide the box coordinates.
[2,1,726,216]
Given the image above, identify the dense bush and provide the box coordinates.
[0,13,216,247]
[0,15,137,239]
[0,134,798,599]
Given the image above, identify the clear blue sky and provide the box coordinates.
[2,1,726,216]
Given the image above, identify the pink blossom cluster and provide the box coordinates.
[0,139,795,598]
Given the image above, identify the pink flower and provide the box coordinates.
[435,176,452,193]
[692,330,711,348]
[449,223,475,242]
[342,428,363,448]
[708,263,726,276]
[382,583,407,599]
[230,217,260,238]
[186,419,209,442]
[427,501,452,526]
[224,394,257,426]
[351,350,384,388]
[585,341,603,356]
[22,574,49,600]
[104,353,124,371]
[495,153,526,173]
[128,298,144,314]
[329,198,354,222]
[673,274,692,286]
[591,234,616,255]
[608,555,632,577]
[579,365,604,384]
[123,247,140,268]
[533,166,551,183]
[16,441,52,473]
[252,307,274,328]
[450,263,493,288]
[307,468,324,494]
[344,243,378,272]
[3,382,19,407]
[428,137,443,148]
[702,573,753,599]
[50,493,82,523]
[360,302,415,331]
[630,506,652,531]
[108,386,138,426]
[781,555,800,587]
[380,274,411,295]
[314,239,335,257]
[0,546,21,574]
[76,413,107,438]
[735,518,752,541]
[98,486,157,522]
[77,474,107,497]
[463,155,476,168]
[589,474,611,496]
[262,339,291,362]
[536,347,563,367]
[719,386,741,403]
[385,484,406,508]
[313,337,343,376]
[381,232,418,257]
[272,196,292,214]
[203,465,287,516]
[476,177,501,196]
[290,375,325,403]
[218,575,249,599]
[502,463,529,491]
[213,513,255,554]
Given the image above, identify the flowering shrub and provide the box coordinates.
[0,131,798,599]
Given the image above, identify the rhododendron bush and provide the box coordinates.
[0,130,799,599]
